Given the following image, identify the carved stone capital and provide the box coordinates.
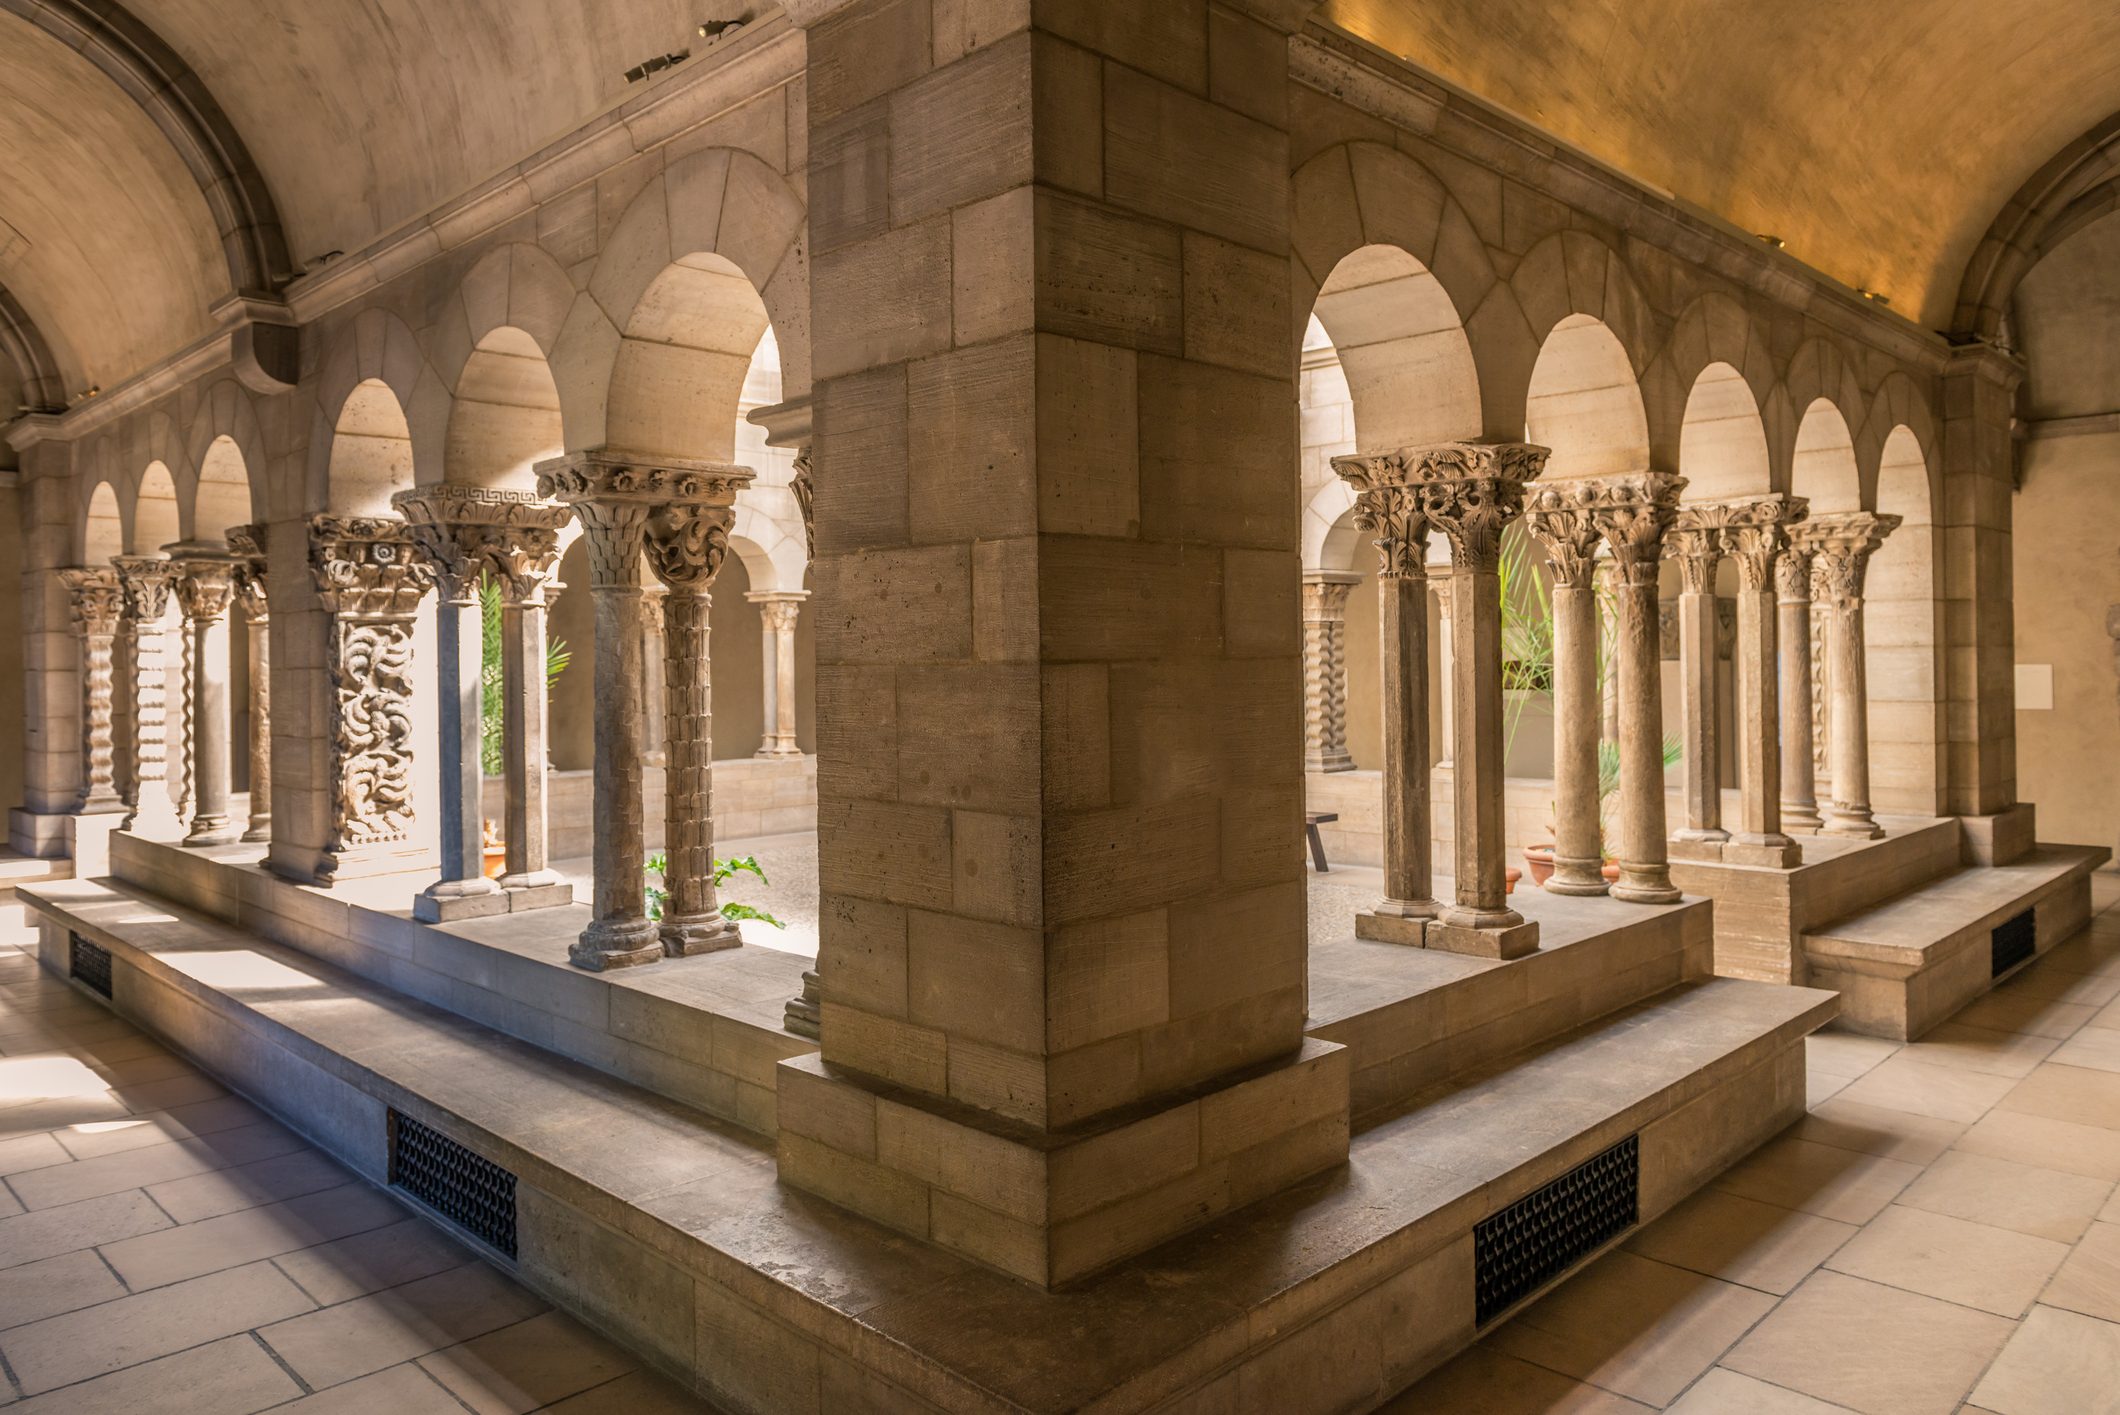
[1799,511,1902,607]
[392,486,571,603]
[57,566,124,637]
[749,590,807,633]
[111,555,177,624]
[1775,544,1817,602]
[645,502,738,590]
[1581,472,1689,586]
[227,525,269,620]
[1335,441,1548,573]
[165,543,243,624]
[536,450,753,592]
[308,515,436,620]
[1346,485,1430,579]
[1674,494,1809,592]
[1520,482,1609,587]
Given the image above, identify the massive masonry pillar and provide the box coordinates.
[776,0,1349,1288]
[1939,344,2022,820]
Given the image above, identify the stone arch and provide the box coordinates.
[432,244,575,489]
[1952,111,2120,340]
[563,148,810,454]
[1866,417,1946,816]
[184,379,268,524]
[1780,338,1868,498]
[194,436,253,544]
[1311,244,1482,452]
[1646,293,1778,475]
[308,310,433,514]
[1789,398,1862,513]
[1524,314,1651,480]
[1499,232,1660,451]
[1676,362,1773,500]
[75,465,124,565]
[0,284,66,411]
[1855,372,1942,513]
[132,461,181,554]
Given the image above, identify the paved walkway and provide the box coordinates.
[1,870,2116,1414]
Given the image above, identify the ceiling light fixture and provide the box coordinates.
[1756,234,1784,250]
[625,49,691,83]
[1858,289,1891,306]
[698,15,747,41]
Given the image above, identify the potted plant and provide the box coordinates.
[477,571,572,857]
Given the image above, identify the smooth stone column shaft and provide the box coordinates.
[1377,568,1436,922]
[1549,581,1607,894]
[243,612,271,843]
[1777,556,1822,831]
[580,573,660,965]
[1675,582,1725,845]
[1612,573,1681,902]
[417,593,498,911]
[498,594,561,888]
[1731,576,1795,859]
[185,608,237,842]
[1442,560,1519,929]
[754,595,804,758]
[658,586,741,956]
[1824,595,1882,838]
[1432,579,1455,767]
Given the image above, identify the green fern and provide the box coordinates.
[478,573,570,780]
[644,851,784,929]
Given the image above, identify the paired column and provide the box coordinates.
[1432,578,1456,767]
[111,556,184,837]
[488,528,569,896]
[1809,512,1902,840]
[1591,473,1688,904]
[1720,496,1808,867]
[228,527,272,844]
[166,544,244,846]
[307,516,436,882]
[1338,441,1548,959]
[1776,535,1824,831]
[1328,469,1436,943]
[1522,485,1610,896]
[645,490,752,957]
[749,591,807,759]
[538,451,752,971]
[1666,509,1727,857]
[57,568,126,815]
[1299,573,1358,773]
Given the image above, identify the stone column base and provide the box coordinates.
[1961,803,2037,866]
[9,808,73,860]
[1427,917,1541,960]
[1723,837,1803,868]
[1670,835,1731,863]
[1354,909,1431,946]
[776,1040,1349,1289]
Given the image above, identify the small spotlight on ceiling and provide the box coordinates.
[1756,234,1785,250]
[308,250,344,269]
[625,49,691,83]
[1858,289,1891,306]
[698,14,747,41]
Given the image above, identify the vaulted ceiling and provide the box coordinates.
[3,0,2118,404]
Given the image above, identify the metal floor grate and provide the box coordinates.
[1474,1134,1639,1325]
[389,1111,518,1259]
[1991,907,2036,978]
[68,933,113,999]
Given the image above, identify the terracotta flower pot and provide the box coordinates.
[1522,843,1556,887]
[1601,860,1622,882]
[1504,865,1522,895]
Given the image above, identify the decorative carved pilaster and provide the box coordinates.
[168,545,243,846]
[309,516,436,879]
[59,568,125,814]
[1300,573,1357,773]
[227,526,272,843]
[537,450,753,970]
[1588,473,1688,905]
[112,555,180,835]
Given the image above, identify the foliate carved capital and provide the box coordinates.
[227,525,269,620]
[110,556,177,624]
[536,449,754,593]
[1520,482,1609,588]
[644,503,737,590]
[1800,511,1903,608]
[1347,486,1430,579]
[1300,572,1358,621]
[1774,544,1816,601]
[57,567,124,636]
[749,591,807,634]
[172,558,240,624]
[392,487,571,602]
[1672,494,1809,592]
[1582,472,1689,587]
[308,515,436,620]
[1334,441,1548,574]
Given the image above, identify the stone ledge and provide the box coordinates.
[777,1040,1351,1288]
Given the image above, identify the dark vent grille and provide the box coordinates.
[389,1111,517,1259]
[1992,908,2036,978]
[1475,1134,1639,1325]
[69,933,112,999]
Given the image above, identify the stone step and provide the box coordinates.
[1803,843,2111,1039]
[16,872,1831,1413]
[0,849,71,898]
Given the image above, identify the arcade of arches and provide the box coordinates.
[0,4,2117,1412]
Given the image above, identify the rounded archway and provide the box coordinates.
[607,253,772,463]
[194,435,251,543]
[1525,314,1650,480]
[1678,362,1771,499]
[1790,398,1861,512]
[327,379,415,515]
[133,462,180,554]
[1866,424,1945,815]
[78,480,122,566]
[445,328,563,489]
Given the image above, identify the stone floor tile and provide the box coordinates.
[1712,1136,1923,1224]
[0,1259,314,1393]
[538,1368,721,1414]
[2039,1219,2120,1323]
[100,1182,406,1290]
[1999,965,2120,1008]
[110,1072,227,1112]
[52,1112,199,1160]
[1953,990,2098,1041]
[1665,1367,1861,1412]
[1722,1270,2014,1415]
[1903,1023,2062,1079]
[1807,1070,1852,1107]
[258,1260,546,1389]
[416,1309,637,1414]
[0,1133,70,1178]
[1896,1150,2114,1242]
[1823,1203,2069,1317]
[1999,1063,2120,1132]
[1834,1056,2022,1124]
[1624,1188,1857,1296]
[146,1146,351,1224]
[0,1184,23,1219]
[1967,1303,2120,1415]
[84,1049,199,1088]
[0,1094,133,1140]
[1482,1250,1775,1406]
[271,1216,476,1306]
[2046,1027,2120,1076]
[0,1190,169,1269]
[9,1119,306,1209]
[1793,1099,1971,1166]
[1806,1033,1901,1081]
[1953,1109,2120,1180]
[1381,1344,1653,1413]
[0,1248,126,1329]
[271,1362,474,1414]
[1,1333,301,1415]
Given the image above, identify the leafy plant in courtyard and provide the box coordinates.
[645,852,785,930]
[479,573,571,780]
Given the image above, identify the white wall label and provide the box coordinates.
[2016,663,2055,711]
